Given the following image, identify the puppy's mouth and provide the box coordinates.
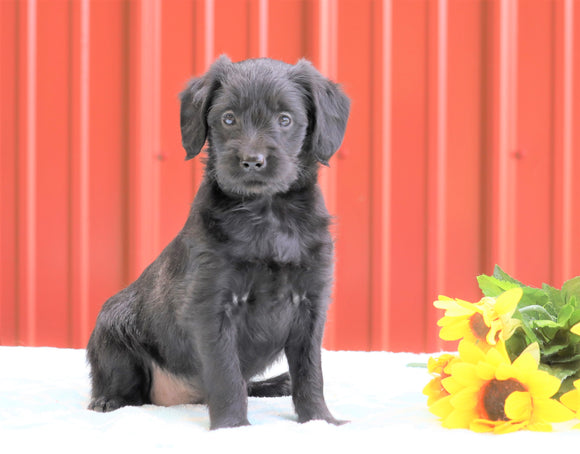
[217,173,290,197]
[234,176,279,194]
[243,179,267,187]
[212,152,298,197]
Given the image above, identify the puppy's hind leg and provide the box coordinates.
[247,372,291,398]
[87,332,151,412]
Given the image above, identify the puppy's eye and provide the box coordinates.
[222,112,236,126]
[278,114,292,127]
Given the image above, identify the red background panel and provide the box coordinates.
[2,0,580,352]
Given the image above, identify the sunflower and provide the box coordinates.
[572,322,580,336]
[434,287,523,348]
[560,379,580,428]
[435,340,574,433]
[423,354,460,407]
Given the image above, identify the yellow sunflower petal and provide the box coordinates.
[526,421,553,432]
[486,323,502,345]
[561,389,580,412]
[494,340,510,359]
[436,295,453,301]
[469,419,497,433]
[439,320,471,341]
[433,299,476,317]
[571,322,580,336]
[475,361,495,381]
[449,363,481,387]
[427,354,456,374]
[485,346,510,367]
[532,398,575,423]
[422,377,439,396]
[512,351,538,373]
[458,340,486,364]
[429,394,454,418]
[450,388,480,410]
[493,420,528,434]
[494,363,516,381]
[519,342,540,364]
[499,318,522,341]
[494,287,523,316]
[427,356,438,373]
[441,376,464,395]
[442,408,475,429]
[504,391,532,421]
[437,316,465,327]
[526,370,561,399]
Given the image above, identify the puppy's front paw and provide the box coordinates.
[88,396,123,412]
[209,417,251,431]
[297,410,349,426]
[327,417,350,426]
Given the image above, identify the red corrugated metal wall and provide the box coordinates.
[2,0,580,352]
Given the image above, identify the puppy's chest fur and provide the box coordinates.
[203,189,329,266]
[186,188,329,377]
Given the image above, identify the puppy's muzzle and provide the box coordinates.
[240,153,266,171]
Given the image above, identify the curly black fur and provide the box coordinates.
[86,56,350,430]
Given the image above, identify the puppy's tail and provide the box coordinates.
[247,372,291,398]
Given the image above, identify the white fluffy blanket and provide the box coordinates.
[0,347,574,453]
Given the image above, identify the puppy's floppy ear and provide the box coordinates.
[290,59,350,166]
[180,55,231,160]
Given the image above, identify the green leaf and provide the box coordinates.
[532,320,560,342]
[518,305,556,322]
[492,266,524,286]
[510,287,551,314]
[542,283,565,310]
[538,364,575,381]
[558,374,580,396]
[541,342,569,357]
[534,320,561,329]
[568,304,580,327]
[473,265,580,397]
[544,353,580,365]
[477,274,518,298]
[558,302,575,326]
[563,276,580,303]
[505,331,533,361]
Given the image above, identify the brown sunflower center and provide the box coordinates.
[469,312,489,341]
[482,379,526,421]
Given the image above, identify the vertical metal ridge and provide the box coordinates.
[134,0,162,274]
[560,0,574,282]
[370,0,392,350]
[258,0,268,57]
[317,0,339,209]
[1,0,20,345]
[205,0,215,66]
[78,0,91,345]
[318,0,338,79]
[68,0,92,347]
[496,0,518,273]
[317,0,339,219]
[425,0,448,351]
[120,0,131,287]
[25,0,37,345]
[551,0,574,287]
[317,0,339,349]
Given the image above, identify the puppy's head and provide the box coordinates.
[180,56,350,197]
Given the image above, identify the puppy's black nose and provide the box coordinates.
[240,154,266,171]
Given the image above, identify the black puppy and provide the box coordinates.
[86,56,350,430]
